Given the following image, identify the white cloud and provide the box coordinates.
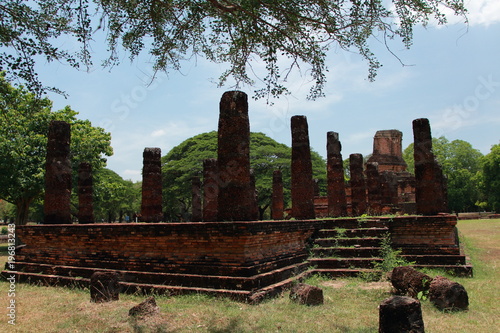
[151,129,166,137]
[463,0,500,26]
[434,0,500,27]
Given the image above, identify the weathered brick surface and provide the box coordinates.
[379,171,399,213]
[367,130,407,172]
[291,116,315,220]
[78,162,94,223]
[272,170,284,220]
[217,91,258,221]
[349,153,367,216]
[379,296,425,333]
[15,221,318,277]
[365,163,382,215]
[413,118,448,215]
[388,215,460,255]
[366,129,416,215]
[44,120,72,224]
[141,148,163,222]
[326,132,347,217]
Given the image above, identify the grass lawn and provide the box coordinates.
[0,219,499,332]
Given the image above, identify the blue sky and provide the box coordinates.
[36,1,500,182]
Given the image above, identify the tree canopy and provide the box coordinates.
[0,74,113,224]
[480,144,500,212]
[403,136,484,212]
[0,0,467,99]
[91,168,141,222]
[161,131,326,221]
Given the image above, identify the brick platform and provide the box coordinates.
[3,215,472,302]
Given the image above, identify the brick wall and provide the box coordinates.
[16,221,319,277]
[388,215,460,255]
[14,216,460,279]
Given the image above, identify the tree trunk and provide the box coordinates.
[14,197,32,246]
[258,204,269,221]
[15,197,32,226]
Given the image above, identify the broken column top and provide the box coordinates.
[143,147,162,158]
[367,129,407,172]
[327,131,342,156]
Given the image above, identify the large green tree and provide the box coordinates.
[0,199,15,223]
[480,144,500,212]
[0,0,466,99]
[403,137,483,212]
[92,168,141,222]
[162,131,326,221]
[0,75,113,225]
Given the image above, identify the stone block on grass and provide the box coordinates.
[379,295,425,333]
[390,266,432,298]
[129,296,160,317]
[428,276,469,311]
[289,283,323,306]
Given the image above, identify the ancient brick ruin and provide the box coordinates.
[5,91,471,304]
[326,132,348,217]
[413,118,448,215]
[290,115,316,220]
[349,153,368,216]
[140,147,163,222]
[43,120,72,224]
[217,91,258,221]
[271,169,284,220]
[366,130,416,214]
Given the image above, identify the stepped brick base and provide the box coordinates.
[2,215,472,302]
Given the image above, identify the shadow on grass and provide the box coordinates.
[207,317,243,333]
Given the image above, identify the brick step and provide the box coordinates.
[309,257,382,269]
[402,255,467,265]
[311,247,381,258]
[398,246,461,256]
[2,271,253,302]
[7,261,310,292]
[314,237,383,248]
[317,227,389,238]
[247,270,314,304]
[12,253,309,278]
[320,218,387,229]
[119,281,252,302]
[1,269,318,304]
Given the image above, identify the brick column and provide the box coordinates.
[291,115,315,220]
[141,147,163,222]
[365,162,382,215]
[380,171,399,212]
[44,120,72,224]
[327,131,347,217]
[217,91,258,221]
[78,162,94,223]
[203,158,218,222]
[349,153,367,216]
[191,176,202,222]
[412,118,448,215]
[271,169,284,220]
